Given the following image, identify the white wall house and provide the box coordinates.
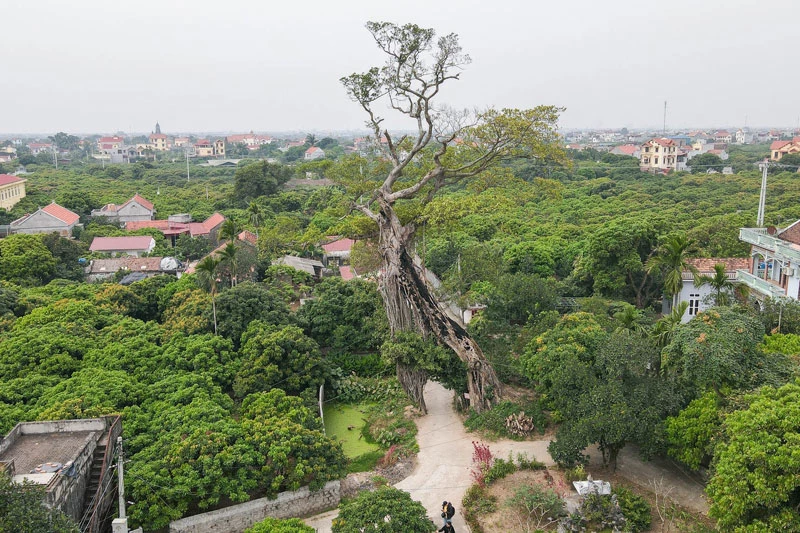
[737,222,800,303]
[677,258,750,323]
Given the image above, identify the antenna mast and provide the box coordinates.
[663,101,667,135]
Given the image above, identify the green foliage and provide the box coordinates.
[234,161,292,205]
[0,233,57,286]
[707,380,800,531]
[245,517,314,533]
[463,400,546,439]
[215,281,290,346]
[380,331,467,393]
[504,484,565,532]
[613,486,651,532]
[332,486,436,533]
[483,272,560,326]
[484,456,517,484]
[664,392,722,470]
[298,278,388,354]
[234,323,327,398]
[329,352,390,377]
[662,307,765,394]
[761,333,800,355]
[462,484,496,533]
[523,313,676,467]
[0,475,80,533]
[173,234,212,261]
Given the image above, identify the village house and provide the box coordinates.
[639,138,687,172]
[27,142,53,155]
[0,416,122,531]
[321,237,354,267]
[91,194,155,223]
[85,256,181,283]
[0,146,17,163]
[770,138,800,161]
[89,235,156,257]
[0,174,26,210]
[173,137,190,147]
[714,130,732,144]
[125,212,226,244]
[10,202,81,237]
[676,258,750,323]
[273,255,325,279]
[226,132,273,149]
[304,146,325,160]
[149,133,168,151]
[737,221,800,302]
[96,136,125,152]
[608,144,640,158]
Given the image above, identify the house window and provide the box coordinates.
[655,147,660,152]
[688,294,700,316]
[654,157,659,164]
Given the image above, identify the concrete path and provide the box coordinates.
[305,381,554,532]
[304,381,709,531]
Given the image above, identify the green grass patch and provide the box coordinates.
[323,404,379,458]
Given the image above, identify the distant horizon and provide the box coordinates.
[1,123,798,139]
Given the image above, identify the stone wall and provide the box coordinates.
[169,481,340,533]
[48,432,97,522]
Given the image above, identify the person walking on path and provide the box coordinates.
[441,500,455,526]
[439,523,455,533]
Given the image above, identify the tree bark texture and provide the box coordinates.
[377,200,502,412]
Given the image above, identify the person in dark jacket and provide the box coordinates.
[438,523,455,533]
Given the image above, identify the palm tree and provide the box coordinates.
[613,302,647,334]
[195,255,222,334]
[219,219,237,242]
[645,235,698,312]
[219,242,238,287]
[247,202,261,239]
[696,263,735,306]
[651,301,689,350]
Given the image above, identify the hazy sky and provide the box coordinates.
[3,0,797,134]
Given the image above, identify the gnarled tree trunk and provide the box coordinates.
[378,200,502,413]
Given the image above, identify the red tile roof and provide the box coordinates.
[238,230,258,245]
[125,220,173,231]
[195,139,211,146]
[42,202,80,225]
[305,146,322,154]
[0,174,24,186]
[149,134,167,139]
[650,138,675,147]
[90,236,155,252]
[771,140,791,150]
[127,194,154,211]
[613,144,638,155]
[322,237,355,253]
[684,258,750,274]
[203,212,225,231]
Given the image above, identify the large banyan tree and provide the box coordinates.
[339,22,564,413]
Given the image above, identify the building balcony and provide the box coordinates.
[739,228,800,264]
[736,269,787,299]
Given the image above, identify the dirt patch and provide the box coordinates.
[476,469,571,532]
[586,466,714,533]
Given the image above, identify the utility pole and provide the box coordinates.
[757,160,768,227]
[112,436,129,533]
[186,149,190,181]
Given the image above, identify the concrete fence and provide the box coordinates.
[169,481,340,533]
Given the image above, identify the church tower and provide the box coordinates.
[154,122,161,134]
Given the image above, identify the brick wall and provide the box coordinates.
[169,481,340,533]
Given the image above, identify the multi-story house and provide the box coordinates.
[737,222,800,302]
[27,142,53,155]
[149,133,168,151]
[770,138,800,161]
[639,138,687,172]
[0,174,26,210]
[714,131,732,144]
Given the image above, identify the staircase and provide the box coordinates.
[83,442,107,512]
